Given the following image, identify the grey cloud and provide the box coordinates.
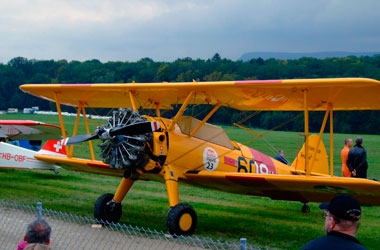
[0,0,379,63]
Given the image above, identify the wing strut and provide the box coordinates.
[54,92,67,139]
[168,91,195,131]
[302,92,335,177]
[80,104,96,161]
[53,91,73,158]
[329,105,334,176]
[308,105,330,174]
[189,102,222,137]
[155,103,161,117]
[129,91,138,112]
[303,89,310,175]
[69,105,82,158]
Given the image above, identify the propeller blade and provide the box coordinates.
[109,121,160,137]
[61,134,99,145]
[61,121,160,145]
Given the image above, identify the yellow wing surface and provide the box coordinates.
[34,154,123,177]
[184,171,380,206]
[20,78,380,111]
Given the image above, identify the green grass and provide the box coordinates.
[1,113,380,249]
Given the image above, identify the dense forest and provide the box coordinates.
[1,54,380,134]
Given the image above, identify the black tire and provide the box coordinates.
[167,203,197,236]
[94,193,122,224]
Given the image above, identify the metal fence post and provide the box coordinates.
[36,202,42,220]
[240,237,247,250]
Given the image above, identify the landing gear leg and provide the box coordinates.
[163,166,198,236]
[164,166,179,207]
[113,175,136,203]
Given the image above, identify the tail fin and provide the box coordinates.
[291,134,329,175]
[38,140,67,156]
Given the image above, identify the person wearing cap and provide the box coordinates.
[347,137,368,178]
[302,194,366,250]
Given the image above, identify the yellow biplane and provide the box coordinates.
[20,78,380,235]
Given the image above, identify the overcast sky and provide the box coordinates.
[1,0,379,63]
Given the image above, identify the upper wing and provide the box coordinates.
[0,120,62,140]
[20,78,380,111]
[184,170,380,205]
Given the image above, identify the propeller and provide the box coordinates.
[61,121,160,145]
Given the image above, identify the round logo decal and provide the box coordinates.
[203,147,219,171]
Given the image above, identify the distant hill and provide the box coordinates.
[239,51,380,61]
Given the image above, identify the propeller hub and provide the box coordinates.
[99,108,151,170]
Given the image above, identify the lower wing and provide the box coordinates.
[184,170,380,205]
[34,154,123,177]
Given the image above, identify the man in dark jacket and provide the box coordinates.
[274,149,289,165]
[302,194,366,250]
[347,137,368,178]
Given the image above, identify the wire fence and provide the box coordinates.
[0,200,263,250]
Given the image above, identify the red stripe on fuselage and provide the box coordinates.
[248,148,277,174]
[224,156,238,167]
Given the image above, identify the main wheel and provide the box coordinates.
[167,203,197,236]
[94,193,122,224]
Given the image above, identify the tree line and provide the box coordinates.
[1,54,380,134]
